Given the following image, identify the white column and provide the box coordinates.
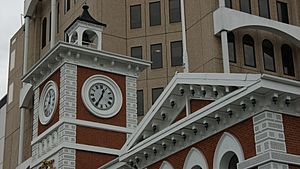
[50,0,57,48]
[185,96,191,116]
[18,16,30,165]
[180,0,189,73]
[221,31,230,73]
[219,0,225,7]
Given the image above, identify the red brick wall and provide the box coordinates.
[76,126,126,149]
[289,165,300,169]
[76,66,126,127]
[38,70,60,135]
[148,118,256,169]
[76,150,116,169]
[283,114,300,156]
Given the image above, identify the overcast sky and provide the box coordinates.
[0,0,23,99]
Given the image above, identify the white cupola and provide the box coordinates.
[65,4,106,50]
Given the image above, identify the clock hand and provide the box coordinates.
[95,88,107,106]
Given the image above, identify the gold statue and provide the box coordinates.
[39,159,56,169]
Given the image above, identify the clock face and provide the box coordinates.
[43,88,56,117]
[89,83,115,110]
[82,75,123,118]
[39,81,58,125]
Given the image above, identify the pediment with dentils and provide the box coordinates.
[112,73,300,169]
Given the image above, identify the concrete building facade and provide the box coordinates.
[2,0,300,168]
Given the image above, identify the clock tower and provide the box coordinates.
[22,4,150,169]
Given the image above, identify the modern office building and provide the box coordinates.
[2,0,300,168]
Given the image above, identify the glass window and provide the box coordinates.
[243,35,256,67]
[240,0,251,13]
[130,5,142,29]
[262,40,275,72]
[151,44,163,69]
[281,44,295,76]
[57,3,60,33]
[191,166,202,169]
[137,90,144,116]
[42,17,47,48]
[152,87,163,104]
[49,12,52,41]
[169,0,181,23]
[225,0,232,8]
[131,46,143,59]
[259,0,270,18]
[64,0,70,14]
[228,154,239,169]
[277,1,289,24]
[228,32,236,63]
[150,1,161,26]
[171,41,183,66]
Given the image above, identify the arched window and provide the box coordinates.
[225,0,232,8]
[191,165,202,169]
[240,0,251,13]
[42,17,47,48]
[82,30,98,49]
[228,154,239,169]
[243,35,256,67]
[262,40,275,72]
[281,44,295,76]
[228,32,236,63]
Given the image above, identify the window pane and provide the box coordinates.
[277,2,289,24]
[225,0,232,8]
[243,35,256,67]
[150,2,161,26]
[171,41,183,66]
[281,45,295,76]
[228,154,239,169]
[42,18,47,48]
[64,0,70,14]
[228,32,236,63]
[240,0,251,13]
[169,0,181,23]
[131,46,142,59]
[259,0,270,18]
[130,5,142,29]
[262,40,275,72]
[152,87,163,104]
[137,90,144,116]
[49,12,52,41]
[151,44,163,69]
[57,3,60,33]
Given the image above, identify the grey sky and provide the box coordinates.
[0,0,23,99]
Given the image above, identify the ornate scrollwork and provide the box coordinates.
[39,159,56,169]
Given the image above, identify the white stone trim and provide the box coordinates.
[126,76,137,138]
[183,147,208,169]
[58,148,76,169]
[213,132,245,169]
[32,88,40,139]
[60,63,77,119]
[159,161,174,169]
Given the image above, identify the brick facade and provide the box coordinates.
[283,114,300,156]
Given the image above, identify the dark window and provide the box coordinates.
[259,0,270,18]
[191,166,202,169]
[225,0,232,8]
[150,1,161,26]
[228,32,236,63]
[169,0,181,23]
[42,17,47,48]
[152,87,163,104]
[171,41,183,66]
[228,154,239,169]
[243,35,256,67]
[262,40,275,72]
[57,3,60,33]
[281,44,295,76]
[137,90,144,116]
[130,5,142,29]
[131,46,143,59]
[151,44,163,69]
[277,1,289,24]
[64,0,70,14]
[240,0,251,13]
[49,12,52,41]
